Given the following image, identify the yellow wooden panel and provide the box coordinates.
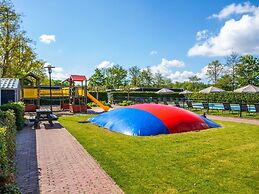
[22,88,38,98]
[40,89,63,97]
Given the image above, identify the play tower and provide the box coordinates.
[68,75,88,113]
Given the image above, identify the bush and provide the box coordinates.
[118,100,134,106]
[0,110,17,193]
[109,92,184,103]
[0,102,25,130]
[88,92,108,101]
[87,101,111,108]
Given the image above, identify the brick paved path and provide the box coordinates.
[16,122,124,194]
[207,115,259,125]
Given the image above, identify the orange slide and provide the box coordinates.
[87,92,110,111]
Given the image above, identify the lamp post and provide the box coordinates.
[45,64,55,112]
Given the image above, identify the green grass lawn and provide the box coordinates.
[59,115,259,194]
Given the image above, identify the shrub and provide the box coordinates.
[0,102,25,130]
[88,92,108,101]
[0,110,17,193]
[87,101,111,108]
[118,100,134,106]
[109,92,184,103]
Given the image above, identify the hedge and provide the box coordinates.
[0,102,25,130]
[88,91,108,101]
[187,92,259,104]
[0,110,19,193]
[107,91,259,104]
[87,101,111,108]
[109,92,184,102]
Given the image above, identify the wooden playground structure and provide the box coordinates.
[20,73,109,113]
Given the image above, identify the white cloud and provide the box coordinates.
[96,60,115,69]
[196,30,210,41]
[167,66,208,82]
[150,50,158,55]
[44,63,68,80]
[188,3,259,56]
[149,58,185,75]
[39,34,56,44]
[210,2,257,19]
[146,58,208,82]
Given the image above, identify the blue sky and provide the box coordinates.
[13,0,259,81]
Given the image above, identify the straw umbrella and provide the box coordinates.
[199,86,225,113]
[180,90,193,108]
[156,88,174,104]
[180,90,193,94]
[234,84,259,93]
[234,84,259,117]
[199,86,225,94]
[156,88,174,94]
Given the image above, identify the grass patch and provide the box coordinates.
[59,115,259,194]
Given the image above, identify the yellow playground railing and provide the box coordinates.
[40,89,63,97]
[21,88,38,98]
[21,87,88,98]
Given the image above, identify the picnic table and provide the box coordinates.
[34,108,58,128]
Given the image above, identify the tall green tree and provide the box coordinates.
[236,55,259,86]
[188,75,201,83]
[140,67,153,87]
[225,52,239,90]
[206,60,224,84]
[215,74,233,91]
[163,77,172,87]
[0,0,19,76]
[106,65,127,89]
[88,68,106,99]
[153,71,165,87]
[128,66,141,86]
[0,0,45,79]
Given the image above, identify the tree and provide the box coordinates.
[153,71,165,87]
[225,52,240,90]
[206,60,224,84]
[188,75,201,83]
[236,55,259,86]
[0,0,19,76]
[106,65,127,89]
[163,77,172,87]
[0,0,45,79]
[140,67,153,87]
[215,74,233,91]
[88,68,106,99]
[128,66,141,86]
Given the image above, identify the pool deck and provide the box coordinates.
[16,121,124,194]
[207,115,259,125]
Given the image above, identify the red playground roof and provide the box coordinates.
[70,75,87,81]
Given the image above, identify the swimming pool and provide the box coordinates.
[192,103,256,111]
